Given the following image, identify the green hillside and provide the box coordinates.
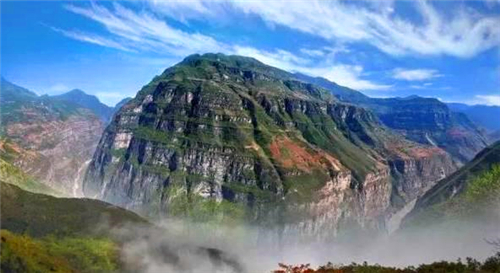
[0,182,148,272]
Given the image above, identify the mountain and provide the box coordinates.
[0,78,105,195]
[0,181,149,237]
[51,89,115,122]
[404,141,500,226]
[83,53,456,235]
[0,181,243,273]
[447,103,500,133]
[294,74,489,164]
[0,180,147,272]
[293,72,371,103]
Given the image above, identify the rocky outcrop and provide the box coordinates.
[83,53,456,235]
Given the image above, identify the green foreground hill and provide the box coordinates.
[0,181,148,272]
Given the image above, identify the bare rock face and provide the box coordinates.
[83,53,456,236]
[6,115,103,195]
[0,78,105,195]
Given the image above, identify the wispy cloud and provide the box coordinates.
[474,95,500,106]
[301,65,393,91]
[300,45,350,58]
[52,27,134,52]
[149,0,500,58]
[300,48,325,57]
[393,68,442,81]
[55,2,390,92]
[62,3,228,56]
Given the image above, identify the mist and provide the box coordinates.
[106,210,500,273]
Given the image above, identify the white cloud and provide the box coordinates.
[392,68,442,81]
[52,27,134,52]
[55,2,389,92]
[300,48,325,57]
[474,95,500,106]
[300,45,350,58]
[301,65,393,91]
[148,0,500,58]
[62,3,229,56]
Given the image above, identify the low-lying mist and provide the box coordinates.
[108,212,500,273]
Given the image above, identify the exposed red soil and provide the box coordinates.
[269,136,342,172]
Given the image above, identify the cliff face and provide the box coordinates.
[0,78,104,195]
[83,54,455,235]
[4,116,103,195]
[402,141,500,230]
[293,74,489,164]
[375,98,489,164]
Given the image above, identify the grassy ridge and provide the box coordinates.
[0,182,148,237]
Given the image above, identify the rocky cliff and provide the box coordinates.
[0,78,105,195]
[83,54,456,235]
[294,74,489,164]
[401,141,500,231]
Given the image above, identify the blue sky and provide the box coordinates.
[1,1,500,106]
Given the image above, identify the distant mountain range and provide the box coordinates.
[51,89,114,122]
[51,88,132,123]
[447,103,500,141]
[294,73,490,164]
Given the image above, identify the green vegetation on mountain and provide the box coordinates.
[294,74,489,163]
[0,182,242,273]
[0,182,147,272]
[0,182,148,237]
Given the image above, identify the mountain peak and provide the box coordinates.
[65,89,88,96]
[59,89,99,102]
[181,53,264,67]
[52,89,114,122]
